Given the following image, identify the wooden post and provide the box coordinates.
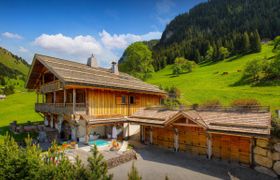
[85,89,88,115]
[150,127,153,144]
[207,134,212,159]
[53,91,56,104]
[85,126,89,145]
[64,89,66,106]
[73,88,76,113]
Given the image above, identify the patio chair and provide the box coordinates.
[117,141,128,154]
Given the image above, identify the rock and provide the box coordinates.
[255,166,277,178]
[274,143,280,152]
[256,138,269,148]
[272,152,280,161]
[254,154,273,168]
[273,161,280,175]
[254,146,268,156]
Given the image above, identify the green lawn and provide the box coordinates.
[0,91,41,140]
[147,44,280,112]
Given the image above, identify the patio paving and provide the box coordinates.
[109,143,275,180]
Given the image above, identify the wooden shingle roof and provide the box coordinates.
[128,107,271,136]
[26,54,166,94]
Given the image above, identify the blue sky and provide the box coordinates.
[0,0,205,67]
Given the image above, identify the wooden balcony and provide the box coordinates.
[35,103,87,115]
[40,80,63,93]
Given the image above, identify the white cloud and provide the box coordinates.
[34,33,102,56]
[99,30,162,49]
[19,46,28,53]
[33,31,162,67]
[2,32,23,39]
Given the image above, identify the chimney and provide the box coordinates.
[111,61,119,75]
[87,54,98,68]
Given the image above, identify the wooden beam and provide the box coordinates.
[73,88,76,113]
[53,91,56,104]
[207,134,212,159]
[64,89,66,106]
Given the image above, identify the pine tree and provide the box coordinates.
[194,49,201,63]
[87,145,112,180]
[128,162,142,180]
[252,30,262,52]
[242,32,250,53]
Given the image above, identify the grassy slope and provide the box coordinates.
[147,44,280,111]
[0,47,40,140]
[0,48,29,75]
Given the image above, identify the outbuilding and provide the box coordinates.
[128,107,271,165]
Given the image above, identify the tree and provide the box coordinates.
[273,36,280,51]
[264,52,280,79]
[242,32,250,53]
[194,49,201,63]
[243,59,263,81]
[119,42,154,80]
[128,162,142,180]
[251,30,262,52]
[205,45,214,61]
[172,57,194,76]
[218,47,230,60]
[0,134,113,180]
[87,145,112,180]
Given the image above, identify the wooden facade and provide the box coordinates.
[141,117,253,165]
[88,89,161,117]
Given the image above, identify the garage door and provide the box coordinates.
[212,134,251,164]
[177,126,207,156]
[152,127,174,149]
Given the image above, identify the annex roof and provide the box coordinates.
[128,107,271,136]
[26,54,166,94]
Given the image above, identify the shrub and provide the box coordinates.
[3,85,15,95]
[128,162,142,180]
[172,57,195,76]
[243,59,263,81]
[201,99,221,109]
[231,98,260,107]
[0,134,113,180]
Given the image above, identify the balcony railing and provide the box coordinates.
[35,103,87,114]
[40,80,63,93]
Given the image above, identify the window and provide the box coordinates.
[129,96,135,104]
[121,95,127,104]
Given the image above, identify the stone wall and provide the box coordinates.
[253,138,280,178]
[107,150,137,169]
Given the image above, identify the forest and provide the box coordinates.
[120,0,280,72]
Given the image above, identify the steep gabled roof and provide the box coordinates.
[26,54,166,94]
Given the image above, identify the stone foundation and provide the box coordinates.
[253,138,280,177]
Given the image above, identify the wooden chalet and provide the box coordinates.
[26,54,166,144]
[26,53,271,165]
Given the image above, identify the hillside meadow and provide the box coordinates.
[147,44,280,112]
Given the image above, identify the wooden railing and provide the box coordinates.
[35,103,87,114]
[40,80,63,93]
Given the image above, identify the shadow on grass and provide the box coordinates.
[230,76,280,87]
